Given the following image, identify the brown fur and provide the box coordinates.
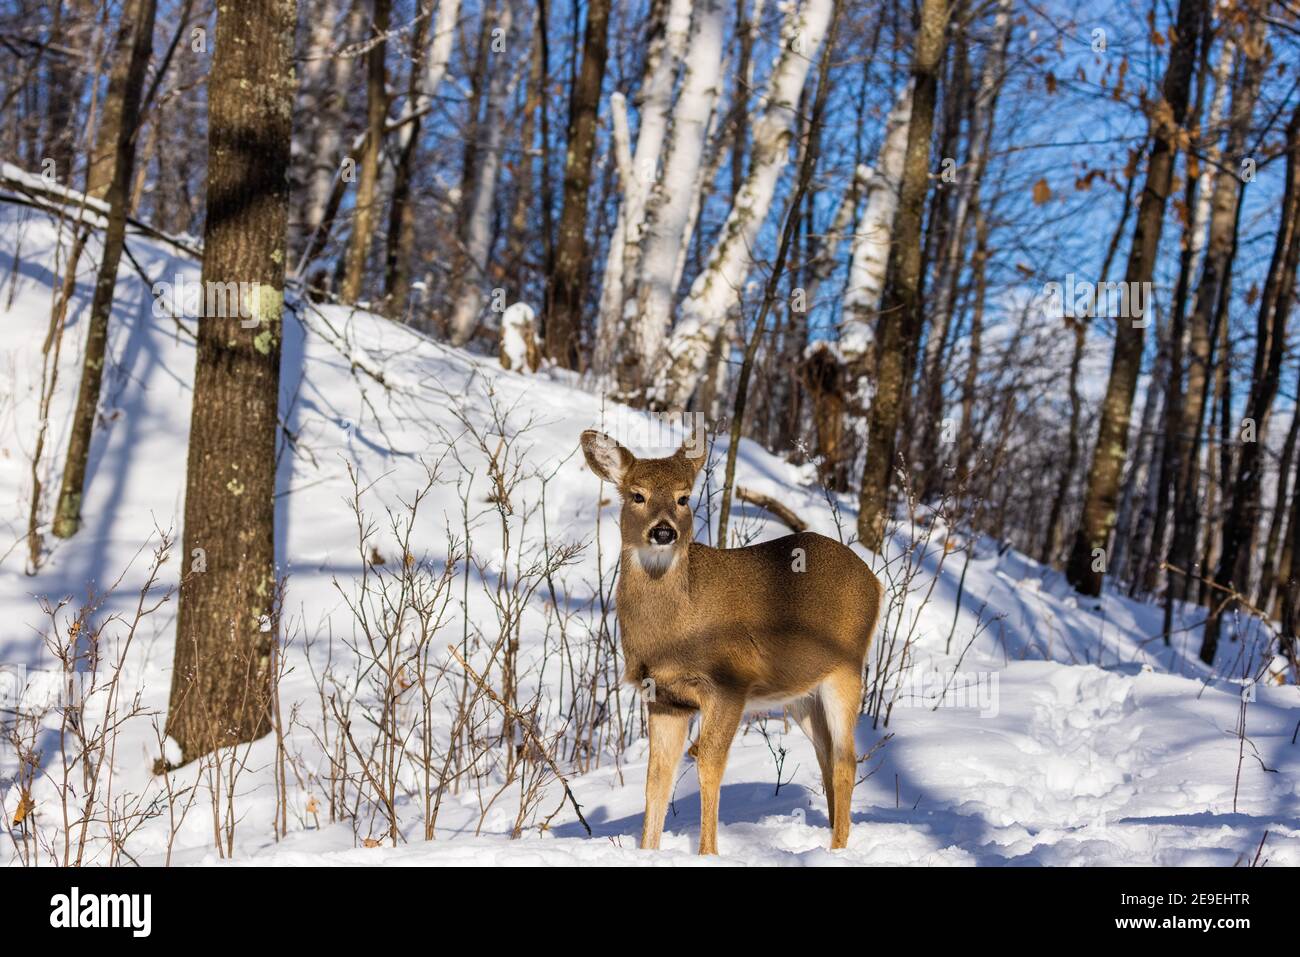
[580,431,884,854]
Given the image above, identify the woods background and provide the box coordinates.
[3,0,1300,767]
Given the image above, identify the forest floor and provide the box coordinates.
[2,199,1299,866]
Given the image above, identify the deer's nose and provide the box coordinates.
[648,523,677,545]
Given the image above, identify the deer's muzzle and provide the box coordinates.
[648,523,677,546]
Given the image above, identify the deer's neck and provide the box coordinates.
[616,543,692,656]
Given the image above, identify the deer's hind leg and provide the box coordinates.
[787,694,836,826]
[641,704,690,850]
[821,669,863,850]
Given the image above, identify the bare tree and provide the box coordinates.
[164,0,297,763]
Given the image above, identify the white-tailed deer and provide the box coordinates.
[580,431,884,854]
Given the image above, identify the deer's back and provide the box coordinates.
[680,533,882,700]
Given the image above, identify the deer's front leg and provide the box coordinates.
[695,694,745,855]
[641,704,690,850]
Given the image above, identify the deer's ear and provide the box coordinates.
[581,430,634,485]
[676,436,707,476]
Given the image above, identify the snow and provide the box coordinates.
[498,301,537,371]
[1,200,1298,867]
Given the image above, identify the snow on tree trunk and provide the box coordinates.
[499,302,541,372]
[448,1,517,345]
[593,0,692,376]
[619,0,726,392]
[839,80,913,373]
[648,0,833,410]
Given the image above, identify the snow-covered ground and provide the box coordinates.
[1,200,1298,866]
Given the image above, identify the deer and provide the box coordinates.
[580,430,884,855]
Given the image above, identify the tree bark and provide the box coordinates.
[856,0,950,550]
[544,0,612,368]
[1064,0,1202,596]
[84,0,151,199]
[1201,98,1300,663]
[592,0,692,377]
[448,0,519,344]
[1166,25,1264,611]
[340,0,391,304]
[164,0,296,764]
[52,0,157,539]
[918,0,1011,494]
[648,0,835,409]
[1257,406,1300,612]
[620,0,725,393]
[382,0,462,319]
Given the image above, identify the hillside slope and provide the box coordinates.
[1,201,1297,866]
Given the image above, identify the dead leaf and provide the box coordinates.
[305,796,319,815]
[1032,179,1052,205]
[1045,71,1058,94]
[13,791,34,826]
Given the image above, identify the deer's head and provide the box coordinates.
[581,430,706,572]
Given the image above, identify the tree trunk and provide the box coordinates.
[298,0,365,272]
[84,0,152,199]
[648,0,835,409]
[717,0,838,545]
[1064,0,1202,596]
[592,0,692,376]
[544,0,612,368]
[164,0,296,764]
[918,0,1011,494]
[1111,311,1170,583]
[837,81,912,381]
[954,201,988,484]
[1166,26,1264,609]
[382,0,461,317]
[1257,407,1300,612]
[51,0,157,539]
[856,0,949,550]
[620,0,725,393]
[340,0,391,304]
[448,0,519,344]
[1144,17,1225,600]
[1201,99,1300,664]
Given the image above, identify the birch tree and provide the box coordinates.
[448,0,519,344]
[619,0,726,393]
[300,0,365,255]
[838,81,913,380]
[648,0,834,410]
[592,0,692,375]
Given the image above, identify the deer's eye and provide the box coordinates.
[632,493,646,504]
[677,496,689,507]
